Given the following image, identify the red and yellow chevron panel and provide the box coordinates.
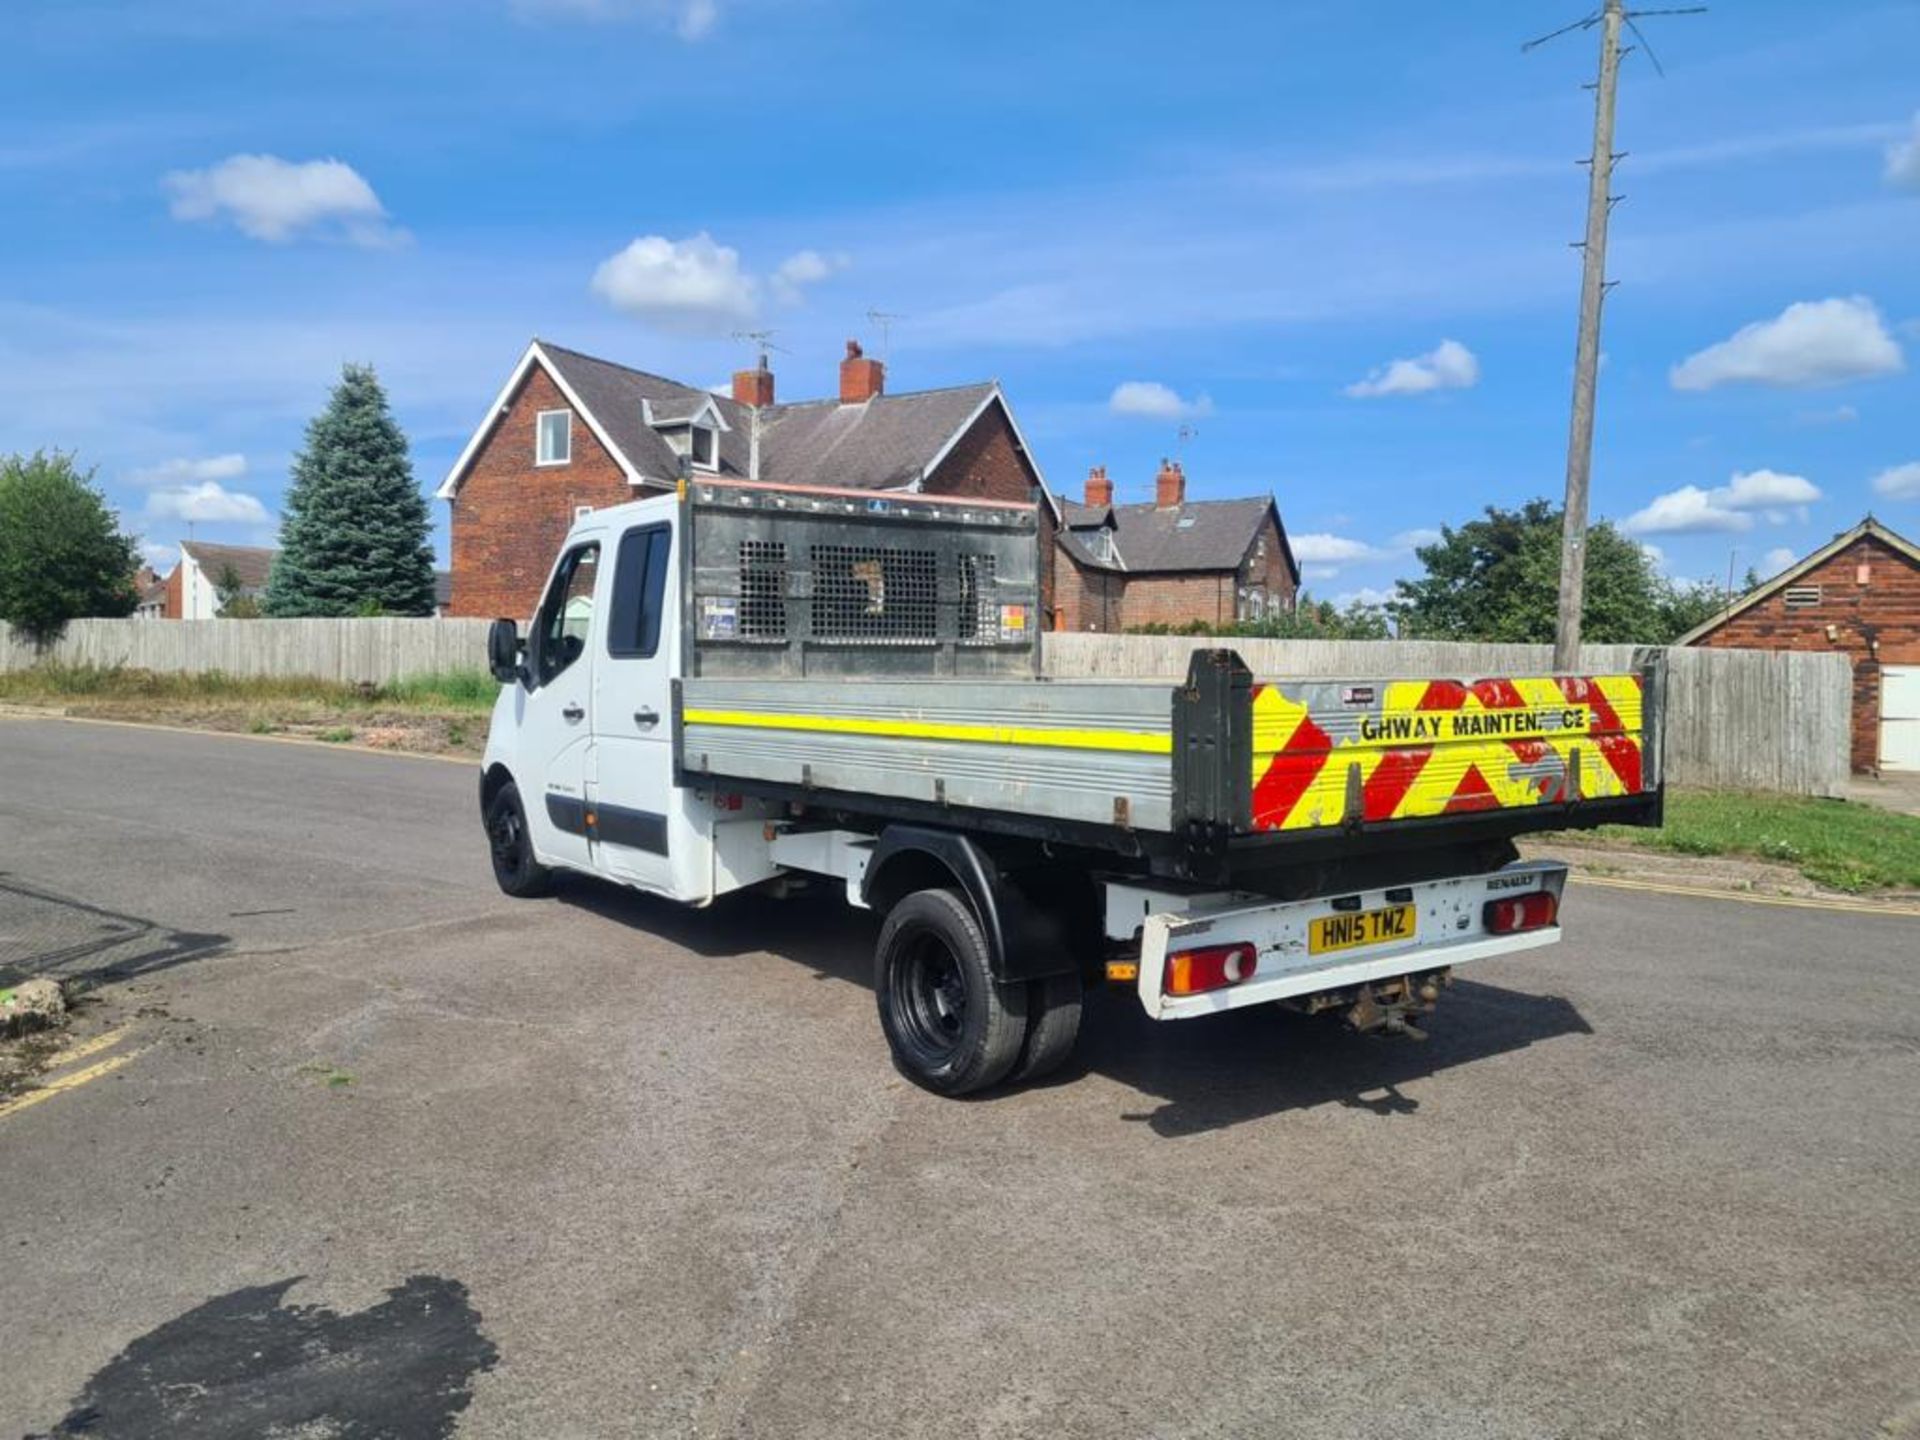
[1249,674,1646,833]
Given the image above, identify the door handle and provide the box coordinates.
[634,707,659,728]
[562,703,585,723]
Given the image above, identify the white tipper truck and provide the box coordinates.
[477,476,1664,1095]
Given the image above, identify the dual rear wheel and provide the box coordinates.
[874,888,1084,1096]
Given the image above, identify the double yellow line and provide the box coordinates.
[0,1026,148,1121]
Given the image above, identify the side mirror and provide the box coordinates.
[487,618,526,685]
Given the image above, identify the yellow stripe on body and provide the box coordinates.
[681,707,1173,755]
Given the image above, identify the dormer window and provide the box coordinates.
[642,395,726,475]
[689,423,716,471]
[536,410,571,466]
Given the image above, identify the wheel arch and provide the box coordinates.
[480,762,516,815]
[862,826,1094,983]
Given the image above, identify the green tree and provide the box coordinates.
[265,363,435,617]
[0,451,139,644]
[214,562,263,619]
[1389,498,1708,644]
[1128,594,1391,641]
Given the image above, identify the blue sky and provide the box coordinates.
[6,0,1918,605]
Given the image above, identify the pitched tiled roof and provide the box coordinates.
[181,541,276,591]
[1061,497,1290,577]
[459,342,1028,504]
[754,383,999,490]
[1676,516,1920,645]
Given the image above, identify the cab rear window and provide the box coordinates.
[608,525,672,659]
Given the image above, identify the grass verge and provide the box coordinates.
[1570,788,1920,894]
[0,661,497,713]
[0,663,496,757]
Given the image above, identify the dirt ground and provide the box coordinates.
[1,700,486,758]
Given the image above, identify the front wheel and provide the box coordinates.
[485,780,553,898]
[874,889,1027,1096]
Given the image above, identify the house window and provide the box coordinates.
[689,424,716,471]
[536,410,572,466]
[1783,585,1822,610]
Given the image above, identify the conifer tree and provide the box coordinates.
[265,364,435,616]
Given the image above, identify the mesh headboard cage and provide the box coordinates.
[684,480,1042,678]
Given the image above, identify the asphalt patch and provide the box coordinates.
[25,1275,498,1439]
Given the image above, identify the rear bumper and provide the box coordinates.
[1126,860,1570,1021]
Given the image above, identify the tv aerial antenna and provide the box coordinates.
[866,309,906,365]
[730,329,789,367]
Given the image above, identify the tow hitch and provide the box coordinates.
[1280,969,1451,1040]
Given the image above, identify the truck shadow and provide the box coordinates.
[556,882,1592,1138]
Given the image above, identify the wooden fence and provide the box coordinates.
[1,620,1853,796]
[0,618,496,689]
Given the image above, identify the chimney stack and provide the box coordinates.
[1084,464,1112,507]
[839,338,885,404]
[732,356,775,408]
[1155,458,1185,509]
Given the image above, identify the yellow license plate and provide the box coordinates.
[1309,904,1417,955]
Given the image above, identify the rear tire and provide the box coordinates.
[875,889,1027,1096]
[486,781,553,898]
[1013,971,1084,1083]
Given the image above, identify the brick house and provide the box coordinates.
[1679,517,1920,773]
[438,338,1057,621]
[1052,460,1299,631]
[159,541,277,620]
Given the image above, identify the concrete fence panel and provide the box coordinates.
[1042,633,1853,798]
[2,622,1853,796]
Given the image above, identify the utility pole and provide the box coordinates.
[1532,0,1704,669]
[1552,0,1624,671]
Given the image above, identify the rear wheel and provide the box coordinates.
[875,889,1027,1096]
[1013,971,1084,1083]
[486,781,553,898]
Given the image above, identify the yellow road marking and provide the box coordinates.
[0,711,477,766]
[1571,871,1920,918]
[0,1047,148,1121]
[44,1026,132,1070]
[683,707,1171,754]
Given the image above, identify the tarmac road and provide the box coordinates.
[2,716,1916,1440]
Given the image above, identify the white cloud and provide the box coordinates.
[1107,381,1213,420]
[1793,404,1859,427]
[1344,339,1479,398]
[1670,297,1903,391]
[1290,533,1386,575]
[1623,468,1823,535]
[511,0,719,37]
[770,248,850,305]
[1762,547,1798,574]
[138,539,178,573]
[145,481,270,525]
[164,155,403,247]
[1638,541,1666,570]
[128,453,246,488]
[1887,113,1920,192]
[1872,461,1920,500]
[1333,586,1394,608]
[590,232,757,331]
[1391,527,1443,550]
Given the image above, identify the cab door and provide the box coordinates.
[519,538,603,872]
[590,515,680,895]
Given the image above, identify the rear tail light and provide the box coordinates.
[1483,891,1558,934]
[1163,942,1258,997]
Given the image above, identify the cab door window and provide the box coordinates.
[534,542,600,685]
[607,525,672,659]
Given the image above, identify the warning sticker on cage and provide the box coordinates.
[701,596,739,639]
[999,604,1027,641]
